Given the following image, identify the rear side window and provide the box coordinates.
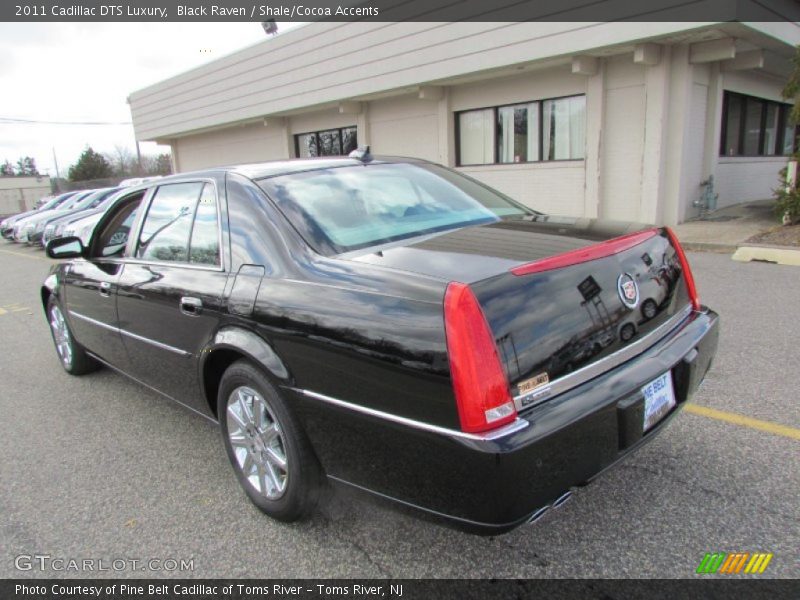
[188,184,220,265]
[136,182,220,266]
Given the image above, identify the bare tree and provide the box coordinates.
[140,153,173,176]
[104,145,139,177]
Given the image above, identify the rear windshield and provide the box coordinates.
[257,162,534,255]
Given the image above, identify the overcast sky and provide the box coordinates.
[0,22,302,178]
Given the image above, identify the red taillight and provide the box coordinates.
[510,228,659,276]
[665,227,700,311]
[444,282,516,433]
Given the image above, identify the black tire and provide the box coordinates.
[641,298,658,321]
[46,296,99,376]
[619,322,636,343]
[218,360,323,522]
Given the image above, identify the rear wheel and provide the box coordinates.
[218,360,323,521]
[47,296,98,375]
[641,299,658,320]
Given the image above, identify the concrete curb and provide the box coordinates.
[733,245,800,266]
[681,242,738,253]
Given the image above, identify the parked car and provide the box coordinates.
[42,154,718,533]
[28,188,118,246]
[12,190,96,243]
[41,187,122,247]
[35,194,55,209]
[1,191,77,239]
[119,175,163,187]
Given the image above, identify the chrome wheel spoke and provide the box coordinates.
[264,458,285,493]
[252,395,265,430]
[265,446,287,471]
[228,432,249,448]
[256,462,271,495]
[242,453,255,476]
[227,404,248,430]
[237,389,254,425]
[261,423,279,445]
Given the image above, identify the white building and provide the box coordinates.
[0,175,51,215]
[128,21,800,225]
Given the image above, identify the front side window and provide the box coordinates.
[258,162,534,255]
[295,126,358,158]
[457,95,585,166]
[92,192,145,258]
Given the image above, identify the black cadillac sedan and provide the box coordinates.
[42,152,718,533]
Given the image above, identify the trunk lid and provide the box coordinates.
[346,216,692,407]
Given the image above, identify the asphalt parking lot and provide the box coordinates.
[0,243,798,579]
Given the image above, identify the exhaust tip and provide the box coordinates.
[552,491,572,509]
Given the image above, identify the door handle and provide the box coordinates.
[180,296,203,316]
[99,281,112,297]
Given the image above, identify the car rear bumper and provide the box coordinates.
[294,306,719,533]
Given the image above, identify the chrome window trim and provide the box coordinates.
[69,310,191,357]
[513,304,694,412]
[288,387,529,441]
[119,258,224,273]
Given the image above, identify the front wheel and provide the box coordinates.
[47,296,98,375]
[218,360,323,522]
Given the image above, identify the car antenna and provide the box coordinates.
[349,146,372,163]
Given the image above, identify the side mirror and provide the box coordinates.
[46,236,85,259]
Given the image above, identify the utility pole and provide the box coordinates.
[52,147,61,179]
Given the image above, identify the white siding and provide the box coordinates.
[368,95,440,162]
[449,64,583,111]
[174,122,287,172]
[289,110,359,136]
[130,22,728,141]
[600,56,646,221]
[0,176,51,214]
[458,163,586,216]
[682,80,710,219]
[716,157,787,207]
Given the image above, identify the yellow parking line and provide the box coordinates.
[684,403,800,441]
[0,247,49,261]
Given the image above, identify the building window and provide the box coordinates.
[457,95,585,166]
[295,126,358,158]
[720,91,797,157]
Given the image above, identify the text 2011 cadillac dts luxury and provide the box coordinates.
[42,152,718,533]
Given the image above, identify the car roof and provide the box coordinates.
[150,156,428,185]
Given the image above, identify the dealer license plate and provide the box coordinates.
[641,372,676,432]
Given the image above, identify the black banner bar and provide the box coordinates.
[3,579,800,600]
[2,0,800,22]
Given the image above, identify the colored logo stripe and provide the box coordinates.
[696,552,773,574]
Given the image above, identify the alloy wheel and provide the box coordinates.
[226,386,289,499]
[49,304,73,369]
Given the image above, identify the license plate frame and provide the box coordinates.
[641,371,676,432]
